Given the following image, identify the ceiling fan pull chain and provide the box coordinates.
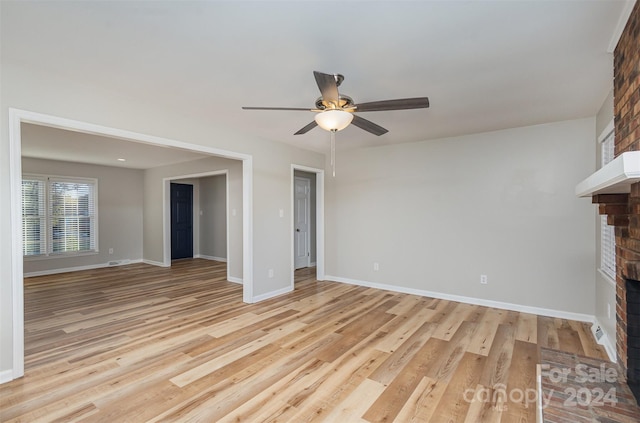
[331,129,336,177]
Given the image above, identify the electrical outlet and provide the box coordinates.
[268,269,274,278]
[109,248,114,255]
[373,262,379,271]
[480,275,488,284]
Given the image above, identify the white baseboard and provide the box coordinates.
[24,259,143,278]
[0,369,14,384]
[591,318,617,362]
[196,254,227,263]
[143,259,169,267]
[227,276,243,284]
[250,286,292,303]
[310,262,317,267]
[324,274,596,323]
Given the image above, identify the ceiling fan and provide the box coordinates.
[242,71,430,175]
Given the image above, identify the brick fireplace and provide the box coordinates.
[591,1,640,399]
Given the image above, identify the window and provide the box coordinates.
[600,129,616,280]
[22,175,98,257]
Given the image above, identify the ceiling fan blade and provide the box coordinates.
[313,71,339,107]
[242,106,313,111]
[294,121,318,135]
[351,115,388,136]
[355,97,430,112]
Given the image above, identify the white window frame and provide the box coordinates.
[22,173,99,259]
[600,126,616,281]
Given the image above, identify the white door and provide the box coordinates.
[294,177,311,269]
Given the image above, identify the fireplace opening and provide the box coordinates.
[626,279,640,403]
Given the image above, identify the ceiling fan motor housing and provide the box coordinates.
[315,94,354,110]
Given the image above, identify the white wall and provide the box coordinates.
[326,118,597,315]
[21,158,144,275]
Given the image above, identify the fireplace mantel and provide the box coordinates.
[576,151,640,197]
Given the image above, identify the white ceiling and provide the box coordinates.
[2,0,634,163]
[21,123,211,170]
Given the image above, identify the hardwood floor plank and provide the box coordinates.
[320,377,386,422]
[501,340,538,422]
[0,259,621,422]
[515,312,538,343]
[428,352,486,422]
[369,322,436,385]
[537,315,560,350]
[362,337,449,422]
[467,308,502,356]
[392,376,440,423]
[478,323,517,388]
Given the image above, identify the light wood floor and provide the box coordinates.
[1,259,608,422]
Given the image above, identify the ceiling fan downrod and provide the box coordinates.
[331,129,336,177]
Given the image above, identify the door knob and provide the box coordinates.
[296,228,300,232]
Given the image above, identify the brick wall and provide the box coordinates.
[596,1,640,373]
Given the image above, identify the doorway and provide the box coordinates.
[170,183,194,260]
[8,109,254,381]
[294,176,311,269]
[291,165,324,288]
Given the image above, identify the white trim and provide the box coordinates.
[250,286,292,303]
[197,254,227,262]
[598,119,615,144]
[607,0,637,53]
[243,157,254,303]
[324,274,596,323]
[536,365,543,423]
[24,259,143,278]
[591,318,617,362]
[576,151,640,197]
[291,164,325,294]
[143,259,169,267]
[8,108,254,383]
[0,369,14,385]
[227,276,243,284]
[598,268,617,287]
[8,109,24,380]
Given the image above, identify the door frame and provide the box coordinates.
[8,108,254,381]
[162,170,231,281]
[293,176,311,270]
[290,164,325,290]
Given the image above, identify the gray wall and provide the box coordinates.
[326,117,596,314]
[199,174,227,260]
[594,88,616,352]
[21,158,144,275]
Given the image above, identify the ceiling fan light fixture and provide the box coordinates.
[314,109,353,132]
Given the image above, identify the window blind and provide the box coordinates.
[22,178,46,256]
[49,178,97,254]
[22,174,98,257]
[601,129,616,280]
